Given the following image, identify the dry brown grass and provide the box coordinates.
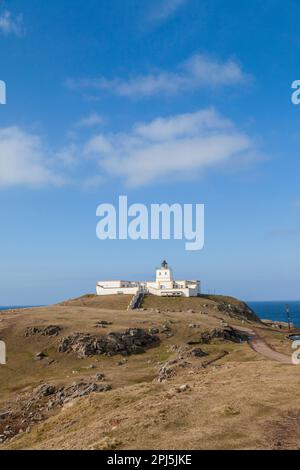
[59,294,132,310]
[0,295,298,450]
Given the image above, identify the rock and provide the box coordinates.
[161,323,172,333]
[95,321,113,328]
[47,381,112,408]
[177,384,191,393]
[58,328,160,358]
[35,384,56,397]
[191,348,208,358]
[25,325,62,337]
[188,327,248,345]
[157,363,176,382]
[35,351,47,360]
[148,327,159,334]
[94,373,105,381]
[157,357,190,383]
[217,302,260,323]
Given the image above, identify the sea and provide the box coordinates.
[1,301,300,327]
[248,301,300,327]
[0,306,37,311]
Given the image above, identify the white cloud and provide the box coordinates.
[134,109,232,141]
[83,108,255,187]
[75,112,104,128]
[0,10,24,36]
[0,112,256,190]
[67,54,247,99]
[148,0,188,24]
[55,143,79,167]
[0,127,63,188]
[84,135,113,154]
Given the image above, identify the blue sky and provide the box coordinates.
[1,0,300,304]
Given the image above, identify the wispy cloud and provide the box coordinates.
[0,127,63,188]
[75,112,104,128]
[0,10,24,36]
[0,110,257,190]
[83,108,256,187]
[147,0,188,25]
[67,54,247,99]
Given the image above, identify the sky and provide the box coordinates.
[1,0,300,304]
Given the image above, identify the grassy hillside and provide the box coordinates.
[59,294,132,310]
[0,294,297,450]
[141,294,260,323]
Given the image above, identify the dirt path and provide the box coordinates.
[233,325,292,364]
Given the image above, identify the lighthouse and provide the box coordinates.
[155,260,174,290]
[96,260,200,297]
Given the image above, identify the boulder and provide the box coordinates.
[178,384,191,392]
[191,348,208,358]
[58,328,160,358]
[25,325,62,337]
[188,327,248,345]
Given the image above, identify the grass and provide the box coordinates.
[141,295,216,311]
[0,294,298,450]
[60,294,132,310]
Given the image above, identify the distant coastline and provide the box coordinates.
[0,306,41,311]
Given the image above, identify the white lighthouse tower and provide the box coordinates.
[155,260,174,289]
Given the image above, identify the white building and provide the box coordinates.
[96,261,200,297]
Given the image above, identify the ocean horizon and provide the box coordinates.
[1,300,300,327]
[248,300,300,327]
[0,305,40,311]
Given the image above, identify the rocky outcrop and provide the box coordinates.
[24,325,62,337]
[58,328,160,358]
[0,379,111,444]
[44,381,112,408]
[188,327,249,345]
[217,302,260,323]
